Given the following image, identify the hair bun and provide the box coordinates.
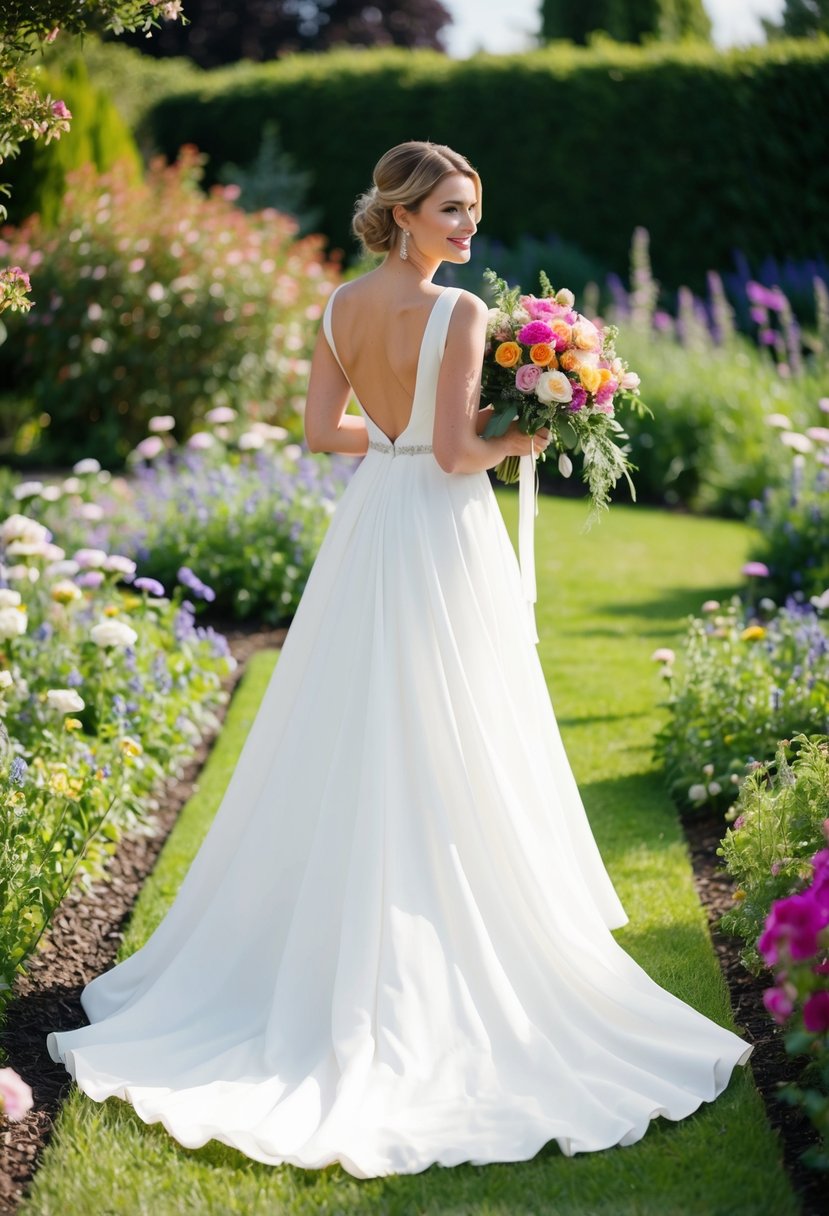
[352,186,396,256]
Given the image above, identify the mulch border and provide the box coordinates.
[0,623,823,1214]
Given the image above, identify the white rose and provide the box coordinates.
[0,607,28,640]
[536,370,573,405]
[46,688,85,713]
[0,589,22,608]
[0,514,50,546]
[571,319,601,350]
[90,619,138,648]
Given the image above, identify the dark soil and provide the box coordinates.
[0,627,823,1213]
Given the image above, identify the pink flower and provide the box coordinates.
[759,893,829,966]
[595,379,617,407]
[763,986,794,1024]
[521,295,555,320]
[742,561,769,578]
[803,991,829,1033]
[650,647,676,664]
[0,1068,33,1121]
[517,320,555,346]
[51,100,72,121]
[621,371,640,392]
[515,364,541,393]
[568,383,587,412]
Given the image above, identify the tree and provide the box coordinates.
[763,0,829,38]
[540,0,711,45]
[114,0,452,66]
[0,2,186,314]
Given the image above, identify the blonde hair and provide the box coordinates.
[352,141,482,256]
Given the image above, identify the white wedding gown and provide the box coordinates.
[47,285,751,1178]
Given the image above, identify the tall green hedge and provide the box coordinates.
[145,39,829,288]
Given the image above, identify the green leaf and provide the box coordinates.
[483,408,518,438]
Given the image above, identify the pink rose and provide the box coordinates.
[515,364,542,393]
[0,1068,33,1121]
[517,320,555,346]
[621,371,640,392]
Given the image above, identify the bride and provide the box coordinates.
[47,140,752,1179]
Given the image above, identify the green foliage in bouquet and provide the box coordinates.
[654,597,829,814]
[480,268,648,520]
[0,148,340,466]
[717,735,829,973]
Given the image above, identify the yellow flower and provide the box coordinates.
[121,594,142,612]
[49,771,69,795]
[104,604,120,618]
[494,341,521,369]
[51,580,81,605]
[579,365,602,394]
[64,717,83,731]
[740,625,766,641]
[733,889,746,902]
[598,367,613,386]
[119,736,143,757]
[724,734,735,745]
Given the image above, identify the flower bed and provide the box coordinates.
[0,510,235,1005]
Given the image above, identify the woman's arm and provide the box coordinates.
[433,293,548,474]
[303,325,369,456]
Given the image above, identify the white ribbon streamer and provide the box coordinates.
[518,446,540,645]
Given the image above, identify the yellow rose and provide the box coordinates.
[529,343,556,367]
[579,365,602,394]
[494,341,521,369]
[559,350,579,373]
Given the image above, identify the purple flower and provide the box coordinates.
[9,757,27,786]
[76,570,105,589]
[569,383,588,412]
[803,991,829,1033]
[742,561,769,578]
[177,566,216,603]
[517,320,555,346]
[66,668,83,687]
[515,364,541,393]
[763,986,794,1024]
[133,577,165,597]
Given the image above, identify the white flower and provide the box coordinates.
[45,559,80,579]
[147,281,165,302]
[0,670,13,689]
[134,435,165,460]
[4,540,50,558]
[72,458,101,475]
[252,422,288,441]
[238,431,265,450]
[780,431,814,454]
[0,514,50,546]
[555,288,575,309]
[536,370,573,405]
[0,589,21,608]
[46,688,85,714]
[205,406,236,424]
[50,579,82,604]
[148,415,176,433]
[74,548,107,568]
[79,503,105,522]
[90,619,138,648]
[3,565,38,584]
[688,783,707,804]
[557,452,573,478]
[187,431,214,450]
[701,599,720,612]
[810,588,829,612]
[12,481,44,501]
[708,781,722,796]
[102,555,137,576]
[283,443,302,460]
[702,763,715,777]
[766,413,792,429]
[650,647,676,664]
[0,607,27,640]
[40,485,63,502]
[620,371,640,392]
[61,477,82,494]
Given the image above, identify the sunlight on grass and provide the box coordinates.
[22,496,798,1216]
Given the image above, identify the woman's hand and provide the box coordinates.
[502,422,552,458]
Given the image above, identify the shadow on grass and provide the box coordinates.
[595,583,744,624]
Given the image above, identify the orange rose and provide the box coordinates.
[529,343,556,367]
[494,341,521,368]
[579,365,602,394]
[559,349,579,373]
[598,367,613,386]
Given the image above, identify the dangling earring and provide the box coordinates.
[399,229,409,261]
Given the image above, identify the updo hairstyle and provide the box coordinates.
[351,141,482,256]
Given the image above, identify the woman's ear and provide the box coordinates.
[391,203,410,230]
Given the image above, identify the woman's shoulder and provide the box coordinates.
[446,287,489,332]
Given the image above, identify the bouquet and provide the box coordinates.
[481,269,648,519]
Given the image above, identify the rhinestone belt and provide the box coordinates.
[368,439,433,456]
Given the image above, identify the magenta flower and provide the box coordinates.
[517,320,555,346]
[569,383,587,412]
[759,893,829,965]
[742,561,769,578]
[595,380,617,407]
[51,99,72,121]
[803,991,829,1033]
[763,986,794,1024]
[515,364,541,393]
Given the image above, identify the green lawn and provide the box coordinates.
[21,495,799,1216]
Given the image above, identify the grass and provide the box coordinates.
[21,495,799,1216]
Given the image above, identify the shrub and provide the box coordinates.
[718,736,829,973]
[654,597,829,814]
[0,509,234,1002]
[0,149,340,466]
[749,414,829,602]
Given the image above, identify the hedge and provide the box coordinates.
[144,39,829,289]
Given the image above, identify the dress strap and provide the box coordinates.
[322,284,348,378]
[433,287,462,360]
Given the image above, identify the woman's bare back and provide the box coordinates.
[328,273,446,443]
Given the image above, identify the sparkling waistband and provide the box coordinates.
[368,439,433,456]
